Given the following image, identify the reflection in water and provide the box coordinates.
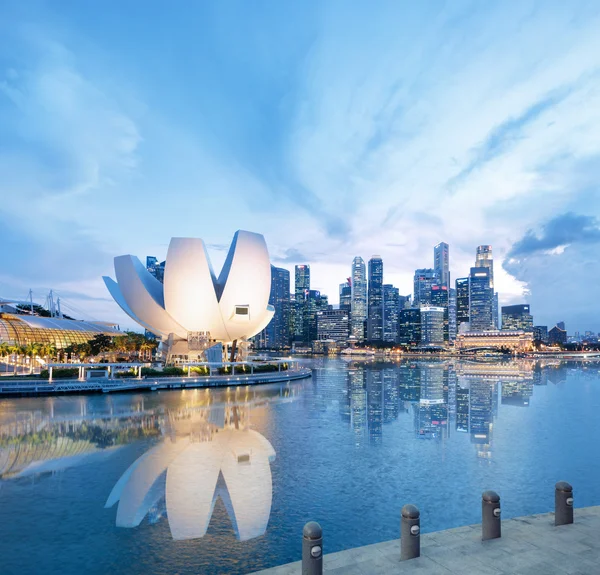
[312,358,598,459]
[0,384,302,543]
[106,405,277,541]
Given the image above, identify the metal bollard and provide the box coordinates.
[555,481,574,526]
[302,522,323,575]
[401,504,420,560]
[482,491,501,540]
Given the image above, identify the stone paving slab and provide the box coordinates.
[250,506,600,575]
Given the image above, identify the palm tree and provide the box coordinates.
[39,343,57,367]
[7,344,22,375]
[0,342,11,373]
[24,342,41,374]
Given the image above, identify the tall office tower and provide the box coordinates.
[367,256,384,341]
[339,280,352,312]
[413,268,437,307]
[294,265,310,342]
[430,284,449,341]
[501,304,533,332]
[448,288,457,340]
[351,257,367,339]
[264,266,291,348]
[146,256,165,283]
[493,292,499,329]
[557,321,566,331]
[434,242,450,287]
[383,284,400,343]
[303,289,328,343]
[420,306,445,346]
[455,277,470,332]
[398,308,421,346]
[475,245,494,288]
[469,267,494,331]
[456,379,470,433]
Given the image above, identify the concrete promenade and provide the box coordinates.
[251,506,600,575]
[0,367,312,396]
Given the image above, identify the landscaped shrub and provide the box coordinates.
[115,370,136,378]
[162,366,185,377]
[252,363,279,373]
[218,366,232,375]
[40,368,79,379]
[190,366,209,375]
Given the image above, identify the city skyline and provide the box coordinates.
[2,2,600,331]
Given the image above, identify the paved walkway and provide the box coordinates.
[251,506,600,574]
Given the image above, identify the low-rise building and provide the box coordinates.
[455,330,533,353]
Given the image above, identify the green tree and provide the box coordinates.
[88,334,113,356]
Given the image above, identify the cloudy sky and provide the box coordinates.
[1,0,599,332]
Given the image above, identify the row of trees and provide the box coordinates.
[0,332,159,375]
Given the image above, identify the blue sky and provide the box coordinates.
[1,0,600,332]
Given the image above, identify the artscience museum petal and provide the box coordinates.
[103,230,274,361]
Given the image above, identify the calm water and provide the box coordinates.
[1,358,600,575]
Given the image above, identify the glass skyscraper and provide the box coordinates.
[339,280,352,312]
[420,306,445,346]
[475,246,494,288]
[382,284,399,343]
[430,284,449,341]
[455,277,470,332]
[469,267,493,331]
[367,256,384,341]
[351,257,367,340]
[413,269,437,307]
[264,266,291,348]
[398,308,421,346]
[434,242,450,287]
[294,265,310,342]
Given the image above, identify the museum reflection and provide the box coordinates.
[0,383,302,541]
[313,358,598,456]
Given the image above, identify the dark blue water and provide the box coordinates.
[1,358,600,575]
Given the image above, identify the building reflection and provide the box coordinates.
[325,358,592,455]
[0,383,303,542]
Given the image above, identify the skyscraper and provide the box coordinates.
[317,309,350,342]
[265,266,291,348]
[351,257,367,340]
[294,265,310,342]
[398,308,421,346]
[146,256,165,283]
[501,304,533,332]
[304,289,328,343]
[430,284,449,341]
[413,269,437,307]
[339,280,352,312]
[434,242,450,287]
[448,288,457,340]
[469,267,493,331]
[475,246,494,288]
[383,284,399,343]
[367,256,384,341]
[455,277,470,332]
[420,306,445,346]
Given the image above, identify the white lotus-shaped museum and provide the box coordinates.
[103,230,274,345]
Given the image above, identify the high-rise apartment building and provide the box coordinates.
[413,268,437,307]
[383,284,399,343]
[501,304,533,332]
[351,257,367,340]
[420,306,445,346]
[434,242,450,287]
[367,256,384,341]
[455,277,470,332]
[469,267,493,331]
[339,280,352,312]
[294,265,310,342]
